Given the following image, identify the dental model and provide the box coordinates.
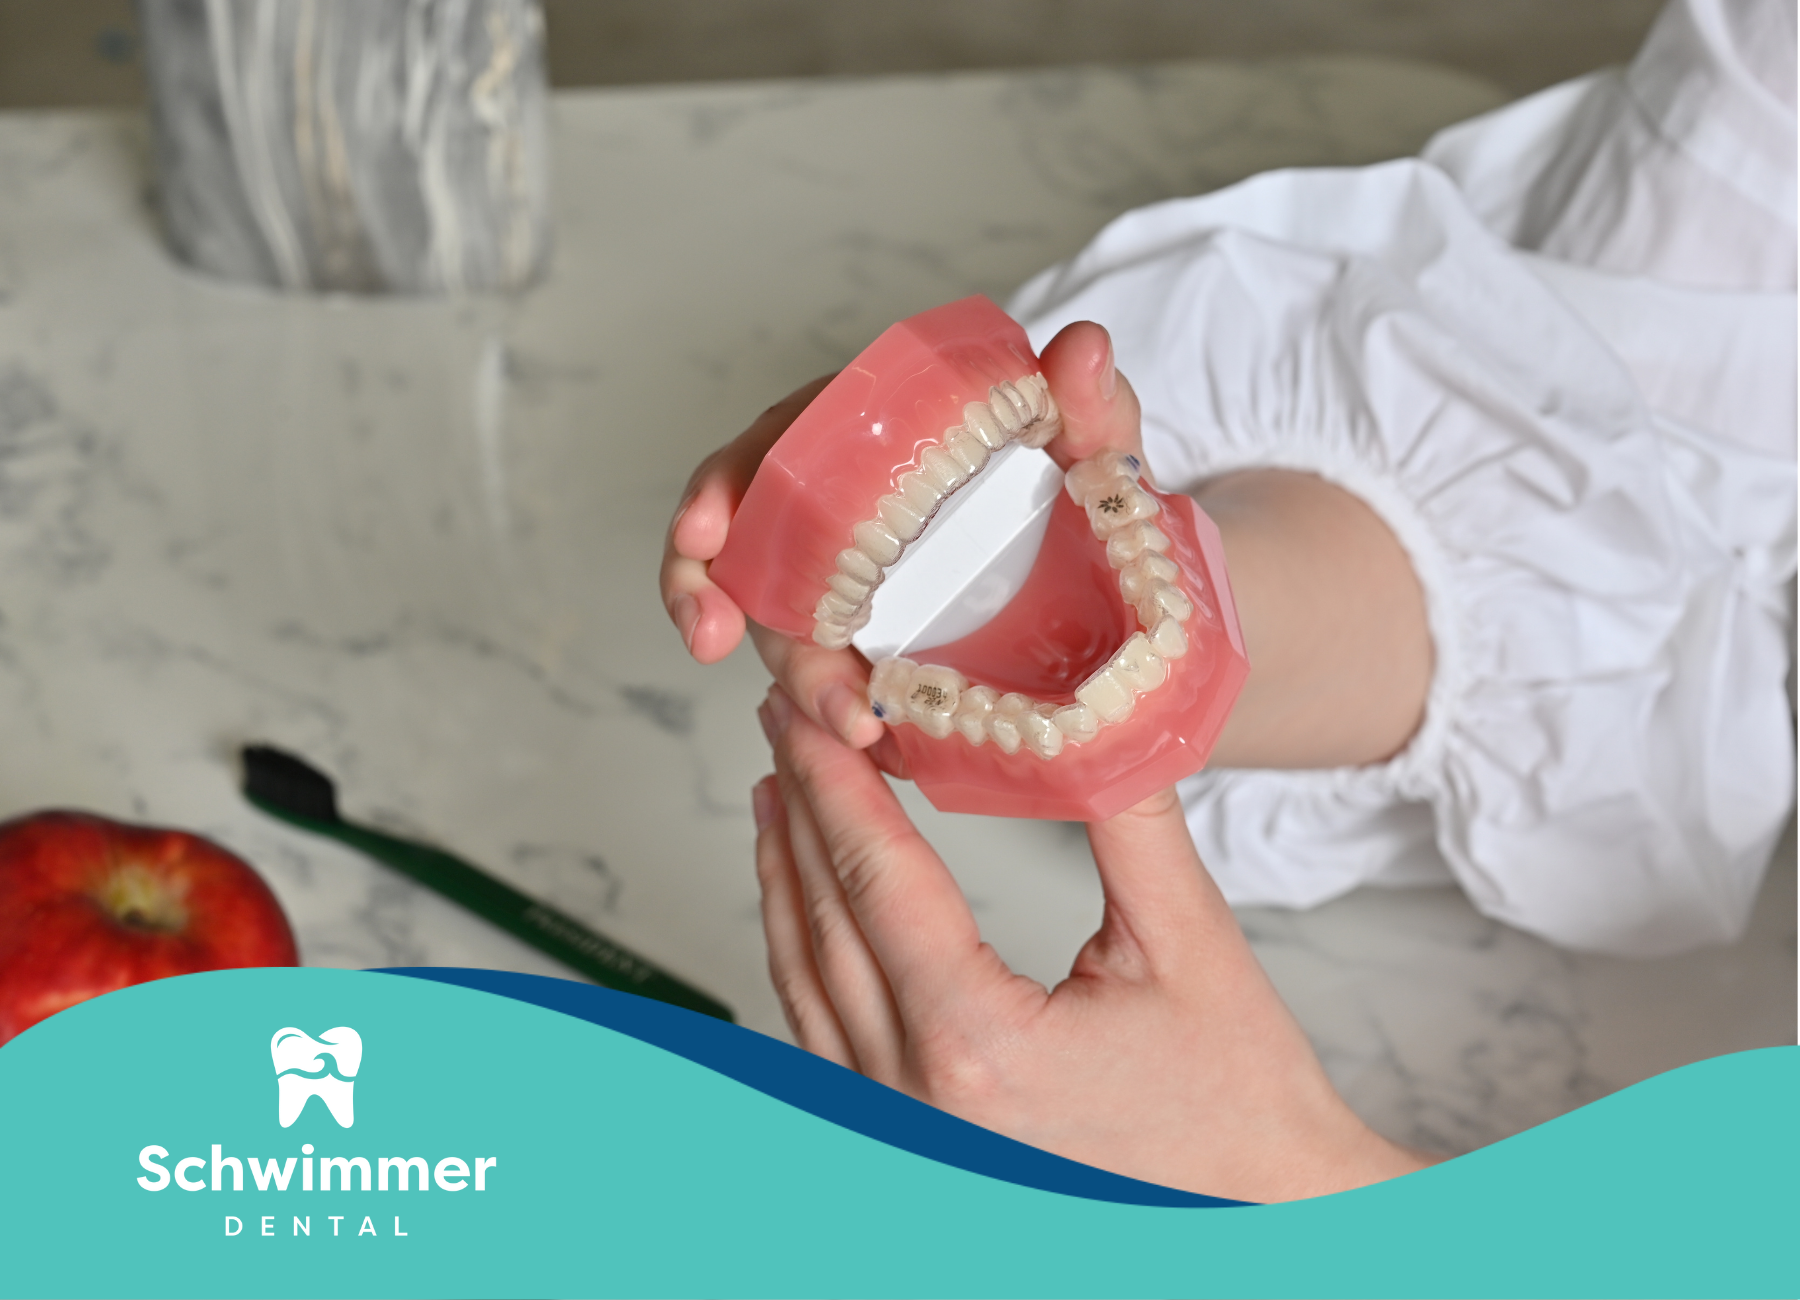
[867,449,1197,751]
[272,1026,362,1129]
[711,296,1247,821]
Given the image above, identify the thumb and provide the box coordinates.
[1083,786,1237,974]
[1039,321,1146,472]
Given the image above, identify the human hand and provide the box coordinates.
[661,375,891,752]
[660,321,1148,751]
[751,683,1427,1203]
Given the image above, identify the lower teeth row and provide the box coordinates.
[866,449,1202,759]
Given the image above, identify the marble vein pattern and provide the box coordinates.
[0,57,1790,1160]
[139,0,551,293]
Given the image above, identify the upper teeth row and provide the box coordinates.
[812,373,1063,650]
[867,449,1201,759]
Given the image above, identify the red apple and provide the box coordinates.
[0,810,298,1045]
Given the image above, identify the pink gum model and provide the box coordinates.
[711,295,1249,822]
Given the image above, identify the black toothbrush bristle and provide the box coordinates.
[241,744,341,822]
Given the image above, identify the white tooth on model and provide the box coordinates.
[853,518,903,567]
[1010,379,1038,421]
[905,665,966,739]
[919,445,969,493]
[1106,521,1172,568]
[994,381,1030,429]
[987,384,1025,435]
[814,623,853,648]
[1019,708,1065,759]
[987,692,1032,754]
[954,684,998,744]
[1015,372,1048,420]
[1076,665,1136,724]
[1119,551,1179,604]
[879,494,928,543]
[869,656,917,721]
[1071,473,1131,510]
[839,547,883,585]
[1110,449,1144,480]
[897,470,944,519]
[945,426,991,477]
[1019,389,1062,449]
[1139,549,1180,581]
[1018,383,1061,449]
[1138,580,1195,626]
[1052,702,1100,744]
[1148,615,1189,660]
[987,718,1022,753]
[1063,464,1103,506]
[1087,481,1160,535]
[828,571,874,602]
[1113,632,1168,692]
[1018,415,1058,450]
[1065,452,1140,505]
[964,401,1009,451]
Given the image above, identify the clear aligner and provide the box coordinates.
[861,444,1204,759]
[811,373,1063,650]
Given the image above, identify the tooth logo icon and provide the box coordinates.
[271,1027,362,1129]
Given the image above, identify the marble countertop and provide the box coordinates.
[0,56,1791,1158]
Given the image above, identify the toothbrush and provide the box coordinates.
[239,744,734,1022]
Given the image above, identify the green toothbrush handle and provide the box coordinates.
[256,801,733,1021]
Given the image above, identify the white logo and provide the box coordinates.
[271,1027,362,1129]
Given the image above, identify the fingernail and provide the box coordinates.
[756,700,779,745]
[671,592,699,652]
[764,686,794,738]
[819,681,870,745]
[1098,335,1118,401]
[751,776,778,831]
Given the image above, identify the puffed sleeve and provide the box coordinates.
[1011,156,1794,956]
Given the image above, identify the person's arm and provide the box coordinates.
[1199,468,1431,768]
[661,321,1432,772]
[752,683,1429,1202]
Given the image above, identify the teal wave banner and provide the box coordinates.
[0,966,1791,1298]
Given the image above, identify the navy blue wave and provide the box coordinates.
[378,967,1246,1208]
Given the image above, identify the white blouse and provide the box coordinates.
[1010,0,1796,956]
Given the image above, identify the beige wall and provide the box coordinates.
[541,0,1664,96]
[2,0,1665,109]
